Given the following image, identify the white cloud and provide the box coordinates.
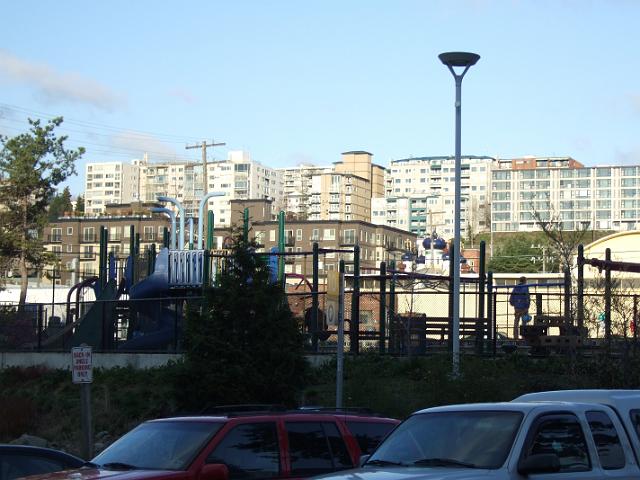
[0,49,124,111]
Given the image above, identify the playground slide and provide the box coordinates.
[118,248,178,350]
[70,279,119,347]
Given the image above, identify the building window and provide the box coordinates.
[323,229,335,241]
[296,229,302,241]
[343,229,356,244]
[66,227,73,235]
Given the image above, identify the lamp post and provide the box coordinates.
[439,51,480,376]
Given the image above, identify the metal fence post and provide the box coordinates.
[379,261,386,354]
[350,245,360,354]
[311,242,319,352]
[564,267,572,328]
[605,248,612,343]
[577,244,584,331]
[389,260,396,354]
[477,241,486,354]
[487,272,494,357]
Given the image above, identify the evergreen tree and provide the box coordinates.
[176,233,308,411]
[48,186,73,221]
[75,194,85,215]
[0,117,84,304]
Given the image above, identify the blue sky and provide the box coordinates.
[1,0,639,195]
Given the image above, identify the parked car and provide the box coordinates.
[313,389,640,479]
[0,445,84,480]
[23,408,398,480]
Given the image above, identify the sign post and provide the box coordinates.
[330,263,345,408]
[72,345,93,459]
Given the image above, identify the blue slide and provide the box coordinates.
[118,248,179,350]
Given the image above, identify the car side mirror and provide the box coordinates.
[200,463,229,480]
[359,455,370,467]
[518,454,560,475]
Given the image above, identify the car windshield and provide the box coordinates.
[367,411,523,470]
[92,420,224,471]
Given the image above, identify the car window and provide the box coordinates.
[206,422,280,480]
[345,421,396,454]
[586,410,625,470]
[526,415,591,472]
[286,421,353,476]
[94,420,223,471]
[0,453,65,480]
[369,411,522,469]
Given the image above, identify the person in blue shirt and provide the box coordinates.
[510,276,531,339]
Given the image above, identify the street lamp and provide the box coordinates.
[439,51,480,376]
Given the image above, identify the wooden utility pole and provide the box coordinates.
[185,140,226,194]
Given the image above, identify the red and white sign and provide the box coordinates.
[71,346,93,384]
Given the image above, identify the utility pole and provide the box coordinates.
[185,140,226,195]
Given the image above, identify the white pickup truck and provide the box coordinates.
[316,390,640,479]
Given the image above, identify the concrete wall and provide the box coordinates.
[1,352,331,370]
[0,352,182,370]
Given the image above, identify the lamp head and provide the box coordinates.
[438,52,480,67]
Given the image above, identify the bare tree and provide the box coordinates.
[531,205,589,271]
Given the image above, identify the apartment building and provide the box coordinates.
[84,161,139,215]
[216,199,416,275]
[280,164,333,219]
[204,150,283,225]
[44,203,169,285]
[375,155,495,239]
[84,151,283,226]
[304,151,386,222]
[492,157,640,233]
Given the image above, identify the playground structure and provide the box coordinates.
[2,189,640,356]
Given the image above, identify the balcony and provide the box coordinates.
[47,234,62,243]
[108,233,122,242]
[80,252,96,260]
[143,233,156,242]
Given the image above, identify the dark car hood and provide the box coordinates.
[21,468,188,480]
[313,466,493,480]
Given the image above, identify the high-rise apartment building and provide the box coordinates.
[376,155,495,238]
[304,151,386,222]
[84,161,139,215]
[84,151,282,226]
[280,164,332,219]
[491,156,640,233]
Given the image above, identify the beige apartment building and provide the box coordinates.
[305,151,386,222]
[44,203,169,285]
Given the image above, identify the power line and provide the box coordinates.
[0,102,208,143]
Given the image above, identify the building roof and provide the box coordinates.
[391,155,496,164]
[341,150,373,155]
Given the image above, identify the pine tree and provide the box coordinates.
[0,117,84,304]
[75,194,85,215]
[176,233,308,410]
[48,186,73,221]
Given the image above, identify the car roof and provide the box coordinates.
[147,411,398,423]
[412,400,619,415]
[0,444,84,462]
[514,389,640,412]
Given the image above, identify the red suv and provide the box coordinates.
[30,409,399,480]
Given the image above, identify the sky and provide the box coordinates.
[1,0,639,196]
